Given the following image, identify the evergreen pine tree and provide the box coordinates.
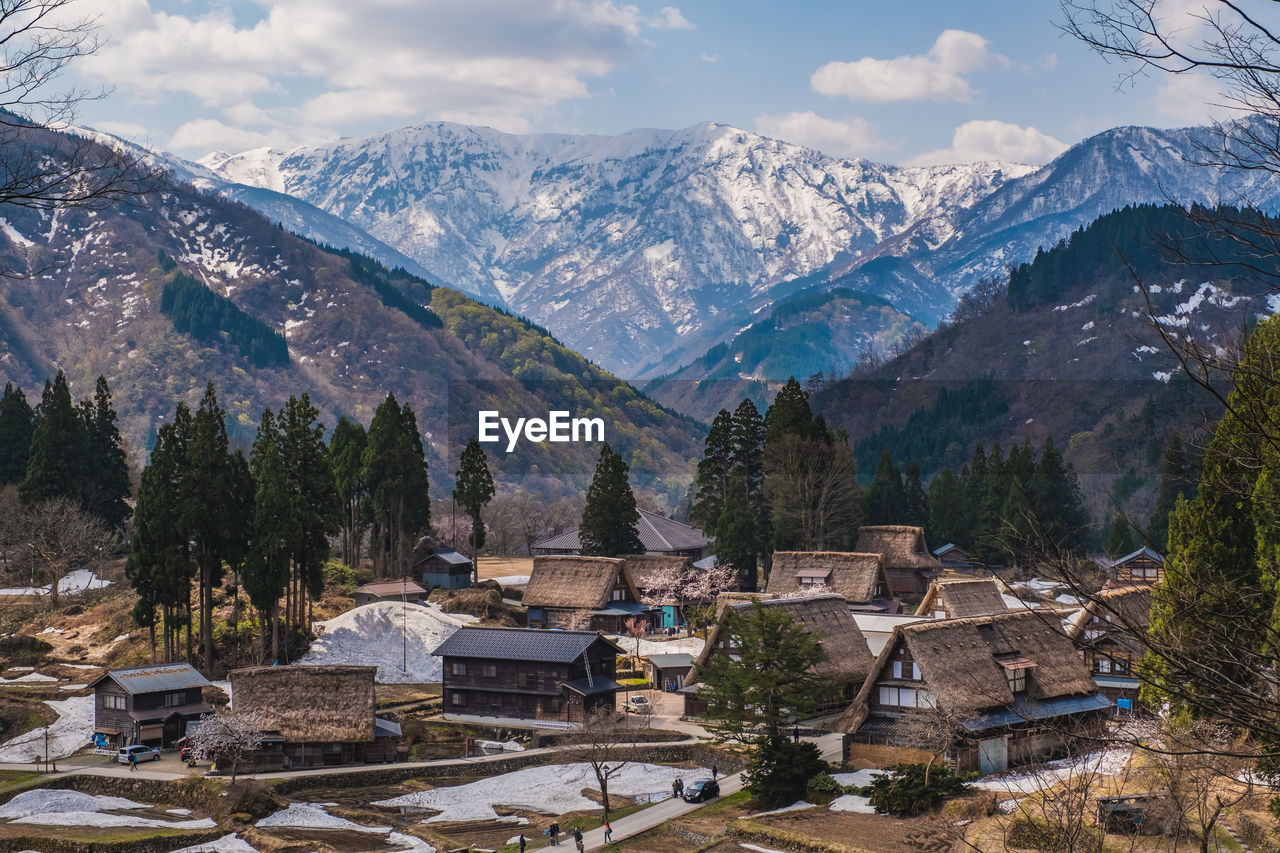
[1148,433,1194,551]
[79,376,131,530]
[925,468,969,551]
[903,461,927,527]
[330,417,368,569]
[362,394,430,577]
[281,393,340,632]
[689,409,733,534]
[730,399,769,583]
[1028,437,1090,552]
[1104,509,1136,558]
[579,443,643,558]
[862,447,906,525]
[20,371,86,505]
[245,409,292,664]
[453,436,495,582]
[0,382,34,485]
[714,476,756,591]
[764,377,816,443]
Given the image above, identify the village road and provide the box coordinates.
[580,770,744,851]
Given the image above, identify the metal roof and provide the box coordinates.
[432,627,624,662]
[94,663,210,695]
[532,508,712,554]
[374,717,403,738]
[426,548,471,566]
[592,601,655,616]
[961,692,1111,732]
[561,676,623,696]
[355,580,428,596]
[645,653,695,668]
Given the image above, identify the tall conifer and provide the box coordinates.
[580,443,643,558]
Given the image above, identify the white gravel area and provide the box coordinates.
[300,601,466,683]
[375,761,707,823]
[0,695,94,761]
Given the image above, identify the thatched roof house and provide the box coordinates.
[232,665,376,743]
[684,594,875,695]
[915,578,1009,619]
[766,551,892,608]
[856,525,940,597]
[1066,584,1152,708]
[523,556,650,632]
[621,554,692,594]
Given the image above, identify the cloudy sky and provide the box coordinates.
[65,0,1232,163]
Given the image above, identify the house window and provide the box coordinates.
[1007,667,1027,693]
[891,661,921,680]
[934,609,947,619]
[451,692,466,706]
[164,692,185,707]
[103,694,125,710]
[800,575,827,586]
[878,686,935,708]
[611,587,626,601]
[482,664,498,678]
[451,662,467,676]
[1113,657,1130,675]
[1096,657,1111,674]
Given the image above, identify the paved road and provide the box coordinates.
[581,771,743,851]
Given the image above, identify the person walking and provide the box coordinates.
[517,834,526,852]
[573,826,584,852]
[603,822,613,844]
[549,820,560,846]
[711,764,718,782]
[128,751,137,772]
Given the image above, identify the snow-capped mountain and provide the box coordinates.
[200,122,1032,377]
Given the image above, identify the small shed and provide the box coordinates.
[645,653,695,691]
[353,580,427,607]
[415,544,472,590]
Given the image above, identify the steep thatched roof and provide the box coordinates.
[766,551,889,603]
[855,526,940,570]
[231,666,375,743]
[914,578,1008,618]
[834,609,1097,732]
[684,593,874,688]
[523,556,638,609]
[621,554,692,592]
[1067,585,1152,649]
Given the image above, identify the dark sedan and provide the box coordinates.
[682,779,719,803]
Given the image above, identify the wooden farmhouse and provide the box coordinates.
[1108,547,1164,585]
[433,627,624,730]
[91,663,211,750]
[765,551,896,611]
[352,579,428,607]
[413,541,473,590]
[523,556,652,633]
[933,543,981,573]
[856,525,941,598]
[622,553,693,631]
[1067,584,1152,712]
[229,665,401,770]
[837,610,1110,775]
[532,508,712,559]
[681,594,875,717]
[915,578,1009,620]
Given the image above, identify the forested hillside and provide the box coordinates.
[817,204,1264,524]
[0,137,704,504]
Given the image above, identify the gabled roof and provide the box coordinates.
[915,578,1008,618]
[1066,585,1152,645]
[621,554,692,592]
[766,552,890,604]
[426,548,471,566]
[855,525,940,570]
[231,666,375,743]
[91,663,210,695]
[1112,546,1164,566]
[835,609,1099,733]
[354,580,428,597]
[432,626,624,662]
[532,508,712,554]
[523,556,639,609]
[685,593,875,688]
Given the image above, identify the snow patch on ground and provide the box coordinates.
[374,761,706,823]
[13,812,217,829]
[258,802,389,833]
[972,749,1131,794]
[608,635,705,658]
[832,769,883,788]
[168,834,258,853]
[752,800,814,816]
[0,695,94,761]
[300,601,468,683]
[829,794,876,814]
[0,569,112,597]
[0,672,57,683]
[0,790,146,819]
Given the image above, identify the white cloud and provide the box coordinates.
[75,0,669,154]
[89,120,150,142]
[168,119,278,154]
[909,120,1067,166]
[699,52,720,64]
[1152,73,1231,124]
[650,6,693,30]
[811,29,1008,103]
[754,111,889,158]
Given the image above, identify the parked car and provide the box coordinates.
[682,778,719,803]
[625,695,650,714]
[117,744,161,764]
